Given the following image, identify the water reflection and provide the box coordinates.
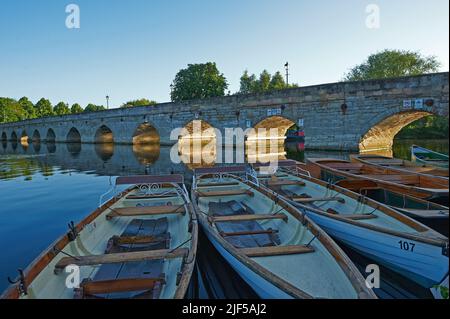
[66,142,82,158]
[132,143,160,165]
[95,143,114,162]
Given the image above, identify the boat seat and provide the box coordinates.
[210,214,288,223]
[196,189,254,198]
[106,205,185,220]
[293,196,345,204]
[239,245,315,257]
[220,229,279,237]
[126,193,179,200]
[74,276,166,299]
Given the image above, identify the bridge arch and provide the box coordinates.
[10,131,18,142]
[67,127,81,143]
[359,110,435,152]
[247,116,296,140]
[46,128,56,143]
[32,130,41,143]
[132,123,160,144]
[95,125,114,144]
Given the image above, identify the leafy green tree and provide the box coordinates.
[34,98,54,117]
[239,70,257,94]
[121,98,157,108]
[84,104,106,113]
[53,102,71,115]
[0,98,26,123]
[171,62,228,101]
[257,70,271,93]
[18,97,36,119]
[71,103,84,114]
[344,50,441,81]
[269,71,286,90]
[239,70,297,94]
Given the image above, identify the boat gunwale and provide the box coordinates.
[271,166,448,247]
[1,184,198,300]
[191,173,377,299]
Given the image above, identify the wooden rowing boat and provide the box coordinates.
[253,161,449,288]
[411,145,449,169]
[350,154,448,179]
[1,175,198,299]
[335,179,449,237]
[306,158,449,205]
[191,166,376,299]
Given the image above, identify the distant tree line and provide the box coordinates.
[0,97,158,123]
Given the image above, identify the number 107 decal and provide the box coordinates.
[398,240,416,252]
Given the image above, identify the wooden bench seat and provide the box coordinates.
[220,229,278,237]
[106,205,185,220]
[239,245,315,257]
[126,193,179,200]
[210,213,288,223]
[109,234,170,245]
[196,189,254,198]
[55,248,188,271]
[75,277,166,297]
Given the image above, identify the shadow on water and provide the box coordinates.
[0,139,446,298]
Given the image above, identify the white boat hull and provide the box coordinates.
[301,210,448,288]
[201,221,294,299]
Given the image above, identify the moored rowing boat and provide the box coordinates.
[1,175,198,299]
[253,161,449,288]
[350,154,448,179]
[411,145,449,169]
[306,158,449,205]
[191,166,376,299]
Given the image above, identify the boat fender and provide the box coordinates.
[7,269,27,296]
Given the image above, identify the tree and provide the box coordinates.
[239,70,257,94]
[121,98,157,108]
[53,102,71,116]
[18,97,36,119]
[269,71,286,90]
[344,49,441,81]
[238,70,297,94]
[71,103,84,114]
[34,98,54,117]
[0,98,26,123]
[257,70,271,93]
[171,62,228,101]
[84,104,106,113]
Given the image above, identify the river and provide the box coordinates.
[0,138,447,299]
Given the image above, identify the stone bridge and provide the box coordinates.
[0,72,448,152]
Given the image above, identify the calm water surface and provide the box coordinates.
[0,139,447,298]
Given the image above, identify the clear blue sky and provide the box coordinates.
[0,0,448,108]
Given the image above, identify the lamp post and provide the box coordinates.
[106,95,110,109]
[284,62,289,86]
